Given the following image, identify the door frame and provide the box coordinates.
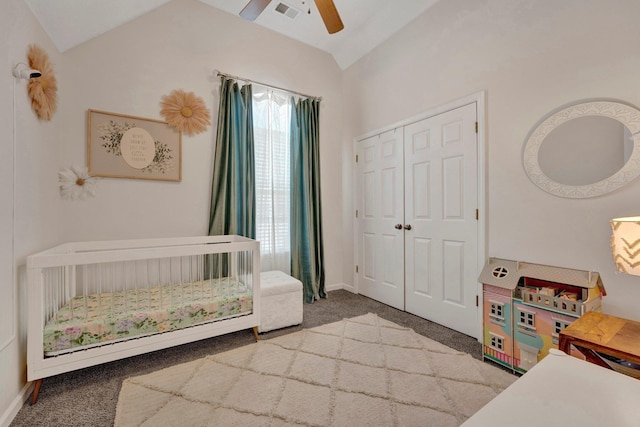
[352,91,486,341]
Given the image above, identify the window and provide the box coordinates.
[518,309,536,334]
[489,333,504,351]
[492,266,509,278]
[552,319,572,344]
[489,301,505,325]
[252,88,292,273]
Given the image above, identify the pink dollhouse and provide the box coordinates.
[478,258,606,373]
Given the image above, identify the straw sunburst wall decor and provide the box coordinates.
[27,44,58,121]
[160,89,211,136]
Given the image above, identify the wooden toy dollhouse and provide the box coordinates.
[478,258,606,373]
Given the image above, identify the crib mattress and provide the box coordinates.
[43,278,253,356]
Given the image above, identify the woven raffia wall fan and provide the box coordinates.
[240,0,344,34]
[27,44,58,121]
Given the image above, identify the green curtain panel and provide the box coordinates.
[209,77,256,239]
[290,97,326,303]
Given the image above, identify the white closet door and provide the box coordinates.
[356,129,405,310]
[404,103,478,337]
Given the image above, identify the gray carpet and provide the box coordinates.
[11,290,491,427]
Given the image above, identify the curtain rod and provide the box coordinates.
[214,70,322,101]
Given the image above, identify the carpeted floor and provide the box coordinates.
[114,313,516,426]
[11,290,500,426]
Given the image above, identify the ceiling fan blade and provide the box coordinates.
[313,0,344,34]
[239,0,272,21]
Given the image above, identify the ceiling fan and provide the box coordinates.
[240,0,344,34]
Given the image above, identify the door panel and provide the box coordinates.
[443,155,464,219]
[412,162,431,219]
[443,239,464,305]
[363,232,375,279]
[363,171,376,217]
[411,237,431,295]
[382,168,397,217]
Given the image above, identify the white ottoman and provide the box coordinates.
[259,270,303,333]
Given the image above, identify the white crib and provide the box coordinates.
[26,235,260,403]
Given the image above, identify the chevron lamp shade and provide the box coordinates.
[611,217,640,276]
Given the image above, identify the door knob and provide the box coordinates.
[394,224,403,230]
[404,224,412,230]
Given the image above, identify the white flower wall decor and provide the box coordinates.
[58,166,98,200]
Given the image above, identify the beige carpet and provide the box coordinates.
[115,313,516,426]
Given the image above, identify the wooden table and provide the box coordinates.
[559,311,640,371]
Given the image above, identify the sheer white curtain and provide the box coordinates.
[252,87,292,273]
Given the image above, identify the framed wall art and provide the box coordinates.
[88,109,182,182]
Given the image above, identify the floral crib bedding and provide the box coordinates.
[43,278,253,356]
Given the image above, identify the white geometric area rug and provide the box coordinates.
[115,313,516,427]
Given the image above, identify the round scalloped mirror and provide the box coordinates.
[523,100,640,198]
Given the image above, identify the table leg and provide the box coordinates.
[558,335,570,354]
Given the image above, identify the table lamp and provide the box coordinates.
[611,216,640,275]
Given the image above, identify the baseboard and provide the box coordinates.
[326,282,355,293]
[0,381,33,427]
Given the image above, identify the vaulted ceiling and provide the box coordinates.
[24,0,440,69]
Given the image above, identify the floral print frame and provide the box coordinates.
[88,109,182,181]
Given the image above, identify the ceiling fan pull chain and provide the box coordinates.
[301,0,310,14]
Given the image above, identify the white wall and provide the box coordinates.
[0,0,61,424]
[58,0,344,286]
[342,0,640,320]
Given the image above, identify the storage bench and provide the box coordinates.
[259,270,303,333]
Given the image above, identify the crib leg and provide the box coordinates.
[31,379,43,405]
[252,326,260,341]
